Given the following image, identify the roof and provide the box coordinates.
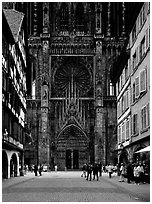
[2,10,15,44]
[3,9,24,42]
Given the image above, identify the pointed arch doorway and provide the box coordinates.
[66,149,79,169]
[56,124,89,170]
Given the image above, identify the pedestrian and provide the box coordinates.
[34,164,38,176]
[103,165,106,173]
[133,163,140,185]
[39,164,43,176]
[81,163,87,178]
[108,163,113,178]
[86,163,93,181]
[93,162,99,181]
[126,162,133,183]
[55,164,57,171]
[99,162,102,176]
[119,163,125,182]
[139,162,145,184]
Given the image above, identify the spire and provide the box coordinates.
[121,2,126,36]
[107,2,111,36]
[33,2,37,36]
[43,3,49,33]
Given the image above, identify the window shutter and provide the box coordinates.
[147,103,150,127]
[136,47,138,65]
[136,114,138,133]
[146,28,149,50]
[141,108,143,130]
[133,83,135,102]
[130,87,132,105]
[124,93,126,111]
[135,77,139,98]
[140,69,146,92]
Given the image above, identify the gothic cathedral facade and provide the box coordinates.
[22,2,127,170]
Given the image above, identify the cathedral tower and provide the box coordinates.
[11,2,128,169]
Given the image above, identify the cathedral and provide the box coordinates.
[3,2,143,170]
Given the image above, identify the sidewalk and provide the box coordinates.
[2,172,36,189]
[101,172,150,202]
[2,171,150,202]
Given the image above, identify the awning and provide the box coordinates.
[135,146,150,153]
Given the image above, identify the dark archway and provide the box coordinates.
[2,151,8,179]
[10,153,18,177]
[119,150,128,165]
[56,124,89,170]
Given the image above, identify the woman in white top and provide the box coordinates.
[133,163,140,184]
[119,163,125,182]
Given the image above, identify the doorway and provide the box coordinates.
[73,150,79,169]
[66,149,71,169]
[66,149,79,169]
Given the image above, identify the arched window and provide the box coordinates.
[75,3,84,31]
[60,3,69,31]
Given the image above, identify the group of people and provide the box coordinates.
[81,162,102,181]
[81,161,149,185]
[119,162,149,184]
[33,164,43,176]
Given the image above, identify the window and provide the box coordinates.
[140,36,145,59]
[132,113,138,135]
[124,93,126,111]
[132,82,136,103]
[132,51,136,70]
[75,3,84,31]
[140,68,147,93]
[118,125,121,144]
[147,103,150,127]
[126,89,129,108]
[142,4,146,23]
[122,122,125,141]
[135,77,139,98]
[141,106,147,130]
[126,119,129,140]
[141,103,150,130]
[60,3,69,31]
[145,27,150,50]
[122,95,124,112]
[132,24,136,43]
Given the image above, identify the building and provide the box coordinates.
[2,9,27,178]
[111,3,150,167]
[2,2,144,171]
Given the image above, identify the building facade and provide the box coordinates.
[2,2,144,171]
[111,3,150,167]
[2,9,27,178]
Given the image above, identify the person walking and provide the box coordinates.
[139,162,145,184]
[55,164,58,172]
[126,162,133,183]
[133,163,140,185]
[81,163,87,178]
[93,162,99,181]
[39,164,43,176]
[99,162,102,176]
[34,165,38,176]
[108,163,113,178]
[119,163,125,182]
[86,163,93,181]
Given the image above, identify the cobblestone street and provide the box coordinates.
[2,171,150,202]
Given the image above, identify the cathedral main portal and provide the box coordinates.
[57,125,89,170]
[50,56,94,170]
